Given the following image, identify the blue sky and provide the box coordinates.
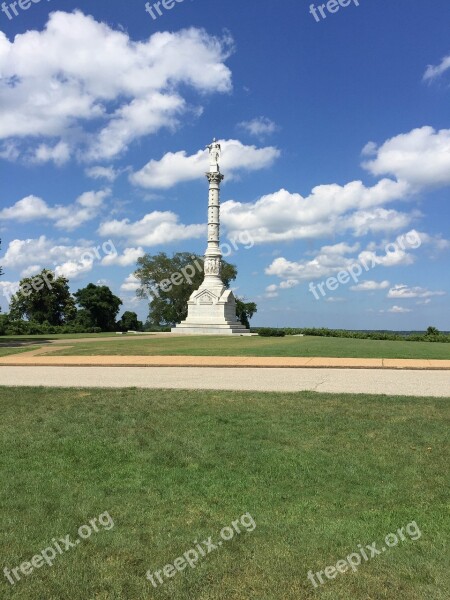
[1,0,449,329]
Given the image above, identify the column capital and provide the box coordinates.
[206,171,224,184]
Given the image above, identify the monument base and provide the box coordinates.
[171,284,250,336]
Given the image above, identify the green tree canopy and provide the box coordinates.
[135,252,243,327]
[236,299,257,329]
[74,283,122,331]
[117,311,143,332]
[9,269,76,325]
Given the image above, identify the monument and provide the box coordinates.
[172,139,250,335]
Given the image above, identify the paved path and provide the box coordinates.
[0,366,449,396]
[1,353,449,369]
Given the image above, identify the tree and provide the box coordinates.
[426,326,440,336]
[135,252,240,327]
[74,283,122,331]
[9,269,76,325]
[117,311,143,332]
[236,298,257,329]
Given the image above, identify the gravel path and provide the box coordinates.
[0,366,449,396]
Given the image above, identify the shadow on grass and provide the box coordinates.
[0,337,54,348]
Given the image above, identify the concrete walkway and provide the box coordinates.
[0,366,449,396]
[0,353,449,369]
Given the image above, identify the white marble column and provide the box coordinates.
[203,169,224,288]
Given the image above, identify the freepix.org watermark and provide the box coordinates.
[1,240,118,305]
[146,512,256,588]
[309,0,362,23]
[144,231,254,299]
[307,520,422,588]
[308,231,422,301]
[3,511,114,586]
[1,0,50,21]
[144,0,190,21]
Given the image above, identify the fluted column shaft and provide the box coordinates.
[203,170,224,286]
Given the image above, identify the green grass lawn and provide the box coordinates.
[0,333,119,342]
[48,335,450,359]
[0,387,448,599]
[0,347,41,358]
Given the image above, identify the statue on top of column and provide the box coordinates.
[207,138,221,168]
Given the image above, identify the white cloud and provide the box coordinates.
[344,208,417,236]
[423,54,450,81]
[1,236,107,280]
[325,297,345,303]
[351,280,390,291]
[265,242,360,281]
[221,179,409,244]
[130,139,280,189]
[387,284,446,299]
[0,189,110,231]
[238,117,278,138]
[388,306,412,313]
[31,141,71,166]
[121,274,140,293]
[266,234,419,284]
[362,127,450,189]
[279,279,300,289]
[264,284,278,298]
[85,166,119,182]
[102,247,144,267]
[20,265,43,278]
[416,231,450,252]
[0,12,233,162]
[417,298,431,305]
[0,280,20,304]
[98,211,205,247]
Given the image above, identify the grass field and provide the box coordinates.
[46,335,450,359]
[0,347,41,358]
[0,333,118,342]
[0,387,448,599]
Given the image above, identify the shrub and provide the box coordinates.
[258,328,286,337]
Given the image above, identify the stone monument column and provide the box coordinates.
[171,138,250,335]
[202,139,225,290]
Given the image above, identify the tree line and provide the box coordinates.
[0,245,257,335]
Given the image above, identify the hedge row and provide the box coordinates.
[251,327,450,343]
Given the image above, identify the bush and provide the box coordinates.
[258,328,286,337]
[1,319,105,336]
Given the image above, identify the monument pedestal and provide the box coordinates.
[171,284,250,335]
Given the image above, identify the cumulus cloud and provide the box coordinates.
[387,306,412,314]
[362,127,450,189]
[130,139,280,188]
[238,117,278,138]
[1,235,115,280]
[222,179,409,244]
[350,280,390,291]
[102,247,144,267]
[31,141,71,166]
[120,274,140,293]
[423,54,450,81]
[265,242,361,281]
[98,211,205,247]
[85,166,119,182]
[0,12,233,162]
[387,284,446,299]
[265,233,421,285]
[264,284,279,298]
[0,190,110,231]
